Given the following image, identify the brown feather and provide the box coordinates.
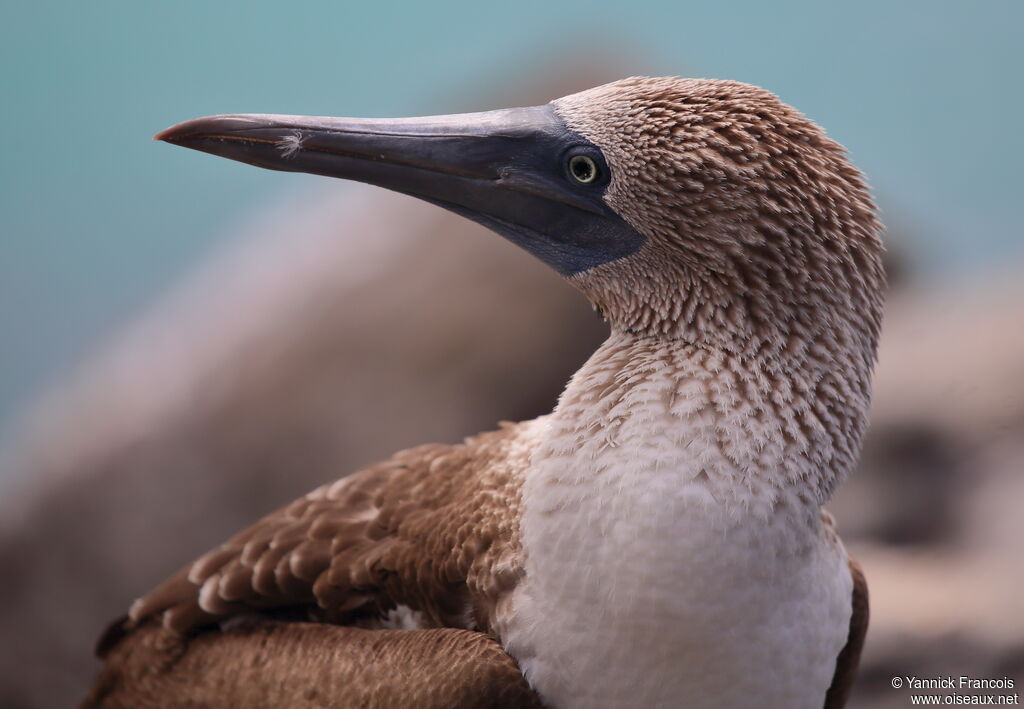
[115,422,530,641]
[88,77,885,706]
[824,558,870,708]
[83,620,543,709]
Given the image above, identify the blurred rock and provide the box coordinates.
[839,422,965,546]
[834,271,1024,707]
[2,63,1022,705]
[0,182,609,707]
[0,66,633,708]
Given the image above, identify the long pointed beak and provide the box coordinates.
[155,106,644,275]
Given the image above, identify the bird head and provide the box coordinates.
[158,77,884,366]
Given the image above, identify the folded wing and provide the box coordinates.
[108,422,532,644]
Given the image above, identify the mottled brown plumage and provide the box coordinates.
[559,78,883,352]
[85,621,542,709]
[124,422,531,638]
[825,560,870,709]
[87,76,883,708]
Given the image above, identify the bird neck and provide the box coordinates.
[532,327,872,518]
[510,329,862,708]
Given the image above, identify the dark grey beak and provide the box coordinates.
[155,105,643,275]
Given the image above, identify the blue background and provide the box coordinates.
[1,0,1021,433]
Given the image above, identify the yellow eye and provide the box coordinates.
[568,154,599,184]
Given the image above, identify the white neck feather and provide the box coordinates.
[535,329,855,521]
[502,330,859,709]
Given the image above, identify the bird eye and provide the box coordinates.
[568,154,599,184]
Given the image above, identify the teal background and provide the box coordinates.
[1,0,1021,433]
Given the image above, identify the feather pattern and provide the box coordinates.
[126,421,537,637]
[90,76,884,708]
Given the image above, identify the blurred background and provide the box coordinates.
[1,1,1021,706]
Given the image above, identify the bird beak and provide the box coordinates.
[155,105,643,275]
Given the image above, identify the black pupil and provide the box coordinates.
[571,156,595,182]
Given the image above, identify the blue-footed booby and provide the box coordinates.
[86,77,882,709]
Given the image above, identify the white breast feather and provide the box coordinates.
[499,333,854,709]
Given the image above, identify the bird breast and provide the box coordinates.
[497,332,854,709]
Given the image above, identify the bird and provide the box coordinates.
[84,76,882,709]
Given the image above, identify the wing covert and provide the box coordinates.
[116,422,533,643]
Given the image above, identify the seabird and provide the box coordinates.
[86,77,882,708]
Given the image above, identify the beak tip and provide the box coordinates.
[153,114,268,146]
[154,120,197,144]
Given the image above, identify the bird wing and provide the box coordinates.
[109,421,531,645]
[823,557,869,708]
[84,620,544,709]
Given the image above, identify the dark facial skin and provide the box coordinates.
[157,105,645,276]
